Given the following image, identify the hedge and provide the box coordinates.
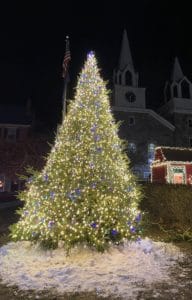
[140,183,192,239]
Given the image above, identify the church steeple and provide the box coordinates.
[113,30,146,109]
[163,56,192,102]
[171,57,184,82]
[119,29,134,72]
[113,29,138,88]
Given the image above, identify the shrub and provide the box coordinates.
[140,183,192,240]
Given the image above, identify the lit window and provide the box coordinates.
[170,166,186,184]
[0,175,5,192]
[148,143,155,163]
[128,142,136,153]
[144,171,151,180]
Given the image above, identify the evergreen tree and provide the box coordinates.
[11,52,142,252]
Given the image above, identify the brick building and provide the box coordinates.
[0,102,50,194]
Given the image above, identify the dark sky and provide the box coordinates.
[0,1,192,128]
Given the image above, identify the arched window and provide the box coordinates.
[181,80,190,99]
[173,85,178,98]
[125,70,132,86]
[148,143,155,164]
[119,74,122,85]
[189,137,192,147]
[128,142,136,154]
[188,119,192,128]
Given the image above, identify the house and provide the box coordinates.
[0,101,50,195]
[112,30,192,180]
[0,103,32,142]
[151,146,192,184]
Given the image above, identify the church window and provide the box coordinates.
[148,143,155,164]
[128,142,136,153]
[188,119,192,128]
[181,80,190,99]
[128,117,135,126]
[125,70,132,86]
[189,137,192,147]
[144,171,151,180]
[119,74,122,85]
[125,92,136,103]
[173,85,178,97]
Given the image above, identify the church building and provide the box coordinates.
[112,30,192,180]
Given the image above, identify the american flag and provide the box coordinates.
[62,36,71,79]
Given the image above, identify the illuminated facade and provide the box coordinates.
[151,147,192,184]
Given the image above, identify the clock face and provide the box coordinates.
[125,92,136,103]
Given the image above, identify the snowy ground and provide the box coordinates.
[0,238,184,299]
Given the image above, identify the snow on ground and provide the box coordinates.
[0,238,184,299]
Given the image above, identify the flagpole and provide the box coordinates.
[62,35,71,122]
[62,75,67,122]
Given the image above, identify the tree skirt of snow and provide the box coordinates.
[0,238,184,299]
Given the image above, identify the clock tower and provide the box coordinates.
[113,30,146,109]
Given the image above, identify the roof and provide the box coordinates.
[171,57,184,82]
[112,107,175,131]
[0,105,32,125]
[157,146,192,162]
[118,29,134,71]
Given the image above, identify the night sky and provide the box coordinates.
[0,1,191,129]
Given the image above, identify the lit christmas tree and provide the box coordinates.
[10,52,142,252]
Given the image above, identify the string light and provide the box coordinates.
[10,52,142,252]
[152,146,192,184]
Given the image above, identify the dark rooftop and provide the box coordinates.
[159,146,192,162]
[0,105,32,125]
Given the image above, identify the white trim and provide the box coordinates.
[180,76,192,85]
[155,146,192,151]
[152,162,168,167]
[169,164,186,184]
[112,106,175,131]
[152,161,192,167]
